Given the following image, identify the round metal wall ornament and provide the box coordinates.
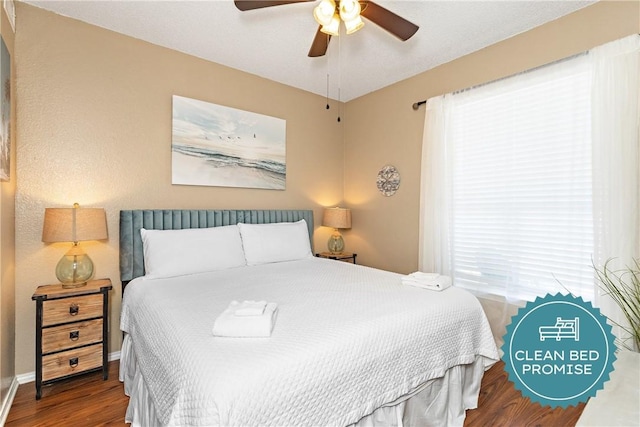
[376,165,401,196]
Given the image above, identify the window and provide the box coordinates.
[421,34,640,346]
[423,55,595,302]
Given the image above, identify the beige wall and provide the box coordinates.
[14,3,344,375]
[9,0,640,377]
[1,0,16,405]
[343,0,640,274]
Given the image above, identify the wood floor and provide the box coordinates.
[465,360,585,427]
[6,362,128,426]
[6,360,585,426]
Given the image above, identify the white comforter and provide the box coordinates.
[120,258,498,426]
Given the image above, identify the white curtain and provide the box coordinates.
[420,54,593,299]
[419,34,640,349]
[590,34,640,349]
[418,94,453,275]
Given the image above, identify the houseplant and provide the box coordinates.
[594,258,640,352]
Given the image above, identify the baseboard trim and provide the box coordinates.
[0,377,19,426]
[16,351,121,385]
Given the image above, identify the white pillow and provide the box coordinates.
[238,219,313,266]
[140,225,246,279]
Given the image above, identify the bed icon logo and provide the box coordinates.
[502,293,616,408]
[539,317,579,341]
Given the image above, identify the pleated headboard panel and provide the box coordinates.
[119,209,314,283]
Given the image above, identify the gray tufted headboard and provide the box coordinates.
[119,209,314,285]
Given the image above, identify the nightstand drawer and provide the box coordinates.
[42,345,102,382]
[42,319,103,354]
[42,294,103,326]
[33,279,112,399]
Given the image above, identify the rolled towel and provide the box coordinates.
[233,300,267,316]
[402,274,452,291]
[213,301,278,337]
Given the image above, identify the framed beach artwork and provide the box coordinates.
[0,37,10,181]
[172,95,286,190]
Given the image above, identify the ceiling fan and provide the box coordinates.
[234,0,419,57]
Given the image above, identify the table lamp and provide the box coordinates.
[42,203,108,288]
[322,207,351,254]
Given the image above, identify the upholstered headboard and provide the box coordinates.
[119,209,314,284]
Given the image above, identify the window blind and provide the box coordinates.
[448,55,594,302]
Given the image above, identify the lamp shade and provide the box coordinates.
[320,13,340,36]
[313,0,336,26]
[42,205,108,243]
[344,15,364,34]
[322,207,352,229]
[339,0,361,21]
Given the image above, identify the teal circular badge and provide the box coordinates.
[502,293,616,408]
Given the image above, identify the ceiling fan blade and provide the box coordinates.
[308,26,331,57]
[234,0,313,11]
[360,1,419,41]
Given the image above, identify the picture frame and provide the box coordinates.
[0,37,11,181]
[172,95,286,190]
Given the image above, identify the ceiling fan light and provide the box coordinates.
[313,0,336,26]
[344,15,364,34]
[339,0,361,21]
[320,13,340,36]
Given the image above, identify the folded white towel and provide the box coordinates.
[407,272,441,282]
[213,301,278,337]
[402,273,452,291]
[233,300,267,316]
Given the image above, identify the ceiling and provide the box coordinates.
[24,0,595,101]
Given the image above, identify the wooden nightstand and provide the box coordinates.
[315,252,357,264]
[31,278,112,399]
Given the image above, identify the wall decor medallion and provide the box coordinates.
[376,165,400,196]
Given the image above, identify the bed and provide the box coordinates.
[119,209,499,426]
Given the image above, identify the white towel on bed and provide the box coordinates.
[213,301,278,337]
[407,272,440,282]
[233,300,267,316]
[401,273,452,291]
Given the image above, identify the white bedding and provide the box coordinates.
[120,258,499,426]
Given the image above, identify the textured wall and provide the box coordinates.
[343,1,640,274]
[14,3,344,375]
[11,0,640,378]
[1,0,16,407]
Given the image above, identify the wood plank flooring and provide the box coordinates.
[6,362,128,426]
[6,360,585,426]
[465,360,585,426]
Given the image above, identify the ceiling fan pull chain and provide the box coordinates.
[337,87,341,122]
[326,73,330,110]
[337,30,342,123]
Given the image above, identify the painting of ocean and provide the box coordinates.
[172,95,286,189]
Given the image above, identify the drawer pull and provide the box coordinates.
[69,304,79,316]
[69,357,79,368]
[69,331,80,341]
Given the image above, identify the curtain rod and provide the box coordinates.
[411,50,590,110]
[412,100,426,110]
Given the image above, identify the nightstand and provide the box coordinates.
[315,252,357,264]
[31,278,112,399]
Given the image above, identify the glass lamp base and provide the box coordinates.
[327,231,345,254]
[61,281,89,289]
[56,244,94,288]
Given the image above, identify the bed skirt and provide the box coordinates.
[120,334,491,427]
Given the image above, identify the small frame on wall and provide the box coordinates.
[0,36,10,181]
[376,165,400,196]
[171,95,286,190]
